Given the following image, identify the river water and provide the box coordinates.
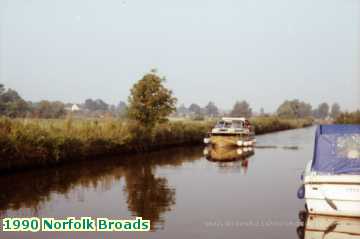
[0,126,316,239]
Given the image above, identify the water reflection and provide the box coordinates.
[296,211,360,239]
[203,146,254,173]
[0,147,203,229]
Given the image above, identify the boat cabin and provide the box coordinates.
[214,117,251,130]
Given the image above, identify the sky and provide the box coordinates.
[0,0,359,112]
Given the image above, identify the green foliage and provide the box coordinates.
[204,101,219,117]
[230,100,252,117]
[277,99,312,118]
[128,72,177,128]
[330,103,341,119]
[84,98,109,112]
[313,102,329,119]
[33,100,66,118]
[335,111,360,124]
[0,85,30,117]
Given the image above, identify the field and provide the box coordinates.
[0,116,313,171]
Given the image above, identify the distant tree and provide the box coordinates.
[84,99,96,111]
[230,100,252,117]
[84,98,109,112]
[277,99,312,118]
[0,86,30,117]
[189,103,202,115]
[260,107,265,116]
[0,84,6,114]
[176,104,188,117]
[128,71,177,128]
[4,99,29,117]
[0,84,4,95]
[330,103,341,119]
[317,102,329,119]
[1,89,22,103]
[204,101,219,117]
[35,101,66,118]
[95,99,108,111]
[117,101,128,117]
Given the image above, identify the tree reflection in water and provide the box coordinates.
[0,146,202,230]
[124,164,175,230]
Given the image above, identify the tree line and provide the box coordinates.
[0,79,350,121]
[0,83,129,118]
[175,99,342,120]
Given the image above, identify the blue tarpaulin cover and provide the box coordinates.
[311,124,360,174]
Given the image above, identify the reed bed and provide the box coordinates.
[0,116,312,171]
[335,111,360,124]
[250,116,313,135]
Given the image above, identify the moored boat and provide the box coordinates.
[203,117,256,147]
[298,125,360,217]
[297,212,360,239]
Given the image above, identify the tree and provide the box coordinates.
[34,101,66,118]
[317,102,329,119]
[117,101,128,117]
[330,103,341,119]
[176,104,188,117]
[204,101,219,117]
[0,86,30,117]
[0,84,6,114]
[0,84,5,95]
[277,99,312,118]
[230,100,252,117]
[128,72,177,128]
[84,98,109,112]
[188,103,202,115]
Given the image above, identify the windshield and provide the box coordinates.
[216,121,232,128]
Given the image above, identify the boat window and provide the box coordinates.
[232,121,243,128]
[336,134,360,159]
[216,121,225,128]
[224,122,232,128]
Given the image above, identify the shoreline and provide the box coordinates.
[0,117,313,173]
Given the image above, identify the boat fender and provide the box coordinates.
[204,138,211,144]
[297,185,305,199]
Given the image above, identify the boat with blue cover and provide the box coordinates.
[298,124,360,217]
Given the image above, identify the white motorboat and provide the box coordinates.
[298,125,360,217]
[203,117,256,147]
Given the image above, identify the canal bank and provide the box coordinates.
[0,117,312,172]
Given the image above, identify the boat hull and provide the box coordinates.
[303,214,360,239]
[203,146,254,162]
[208,135,255,147]
[304,179,360,217]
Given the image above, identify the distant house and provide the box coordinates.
[71,104,80,112]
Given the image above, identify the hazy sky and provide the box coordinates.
[0,0,359,112]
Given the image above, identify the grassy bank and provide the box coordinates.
[250,116,313,134]
[0,116,313,171]
[335,111,360,124]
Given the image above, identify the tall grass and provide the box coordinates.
[250,116,313,134]
[0,117,213,171]
[0,116,312,171]
[335,111,360,124]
